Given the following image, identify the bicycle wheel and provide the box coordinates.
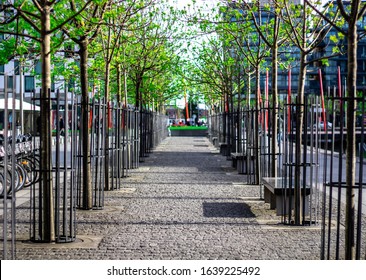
[0,165,13,197]
[3,164,21,195]
[18,156,38,187]
[13,162,27,192]
[0,172,4,197]
[29,155,40,184]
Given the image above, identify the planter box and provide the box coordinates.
[169,128,208,137]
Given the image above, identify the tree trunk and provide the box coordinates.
[135,75,142,109]
[116,64,122,103]
[247,73,251,106]
[104,61,111,191]
[237,64,242,153]
[255,67,260,184]
[271,42,278,177]
[345,23,357,260]
[79,40,92,209]
[40,5,54,242]
[294,52,307,225]
[271,13,280,177]
[124,68,128,107]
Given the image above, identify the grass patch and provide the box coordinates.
[52,129,78,136]
[169,126,208,131]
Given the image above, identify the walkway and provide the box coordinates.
[9,137,322,260]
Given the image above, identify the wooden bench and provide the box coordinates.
[262,177,311,216]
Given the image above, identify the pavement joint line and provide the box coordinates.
[131,171,201,174]
[114,188,136,193]
[77,205,124,214]
[121,181,243,185]
[137,167,151,171]
[256,220,343,230]
[258,223,324,230]
[12,235,103,249]
[4,136,339,259]
[238,196,263,202]
[124,175,144,181]
[222,168,235,171]
[232,183,260,187]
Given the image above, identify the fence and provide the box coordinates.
[360,143,366,159]
[208,107,261,185]
[208,98,325,225]
[208,94,366,260]
[1,81,168,258]
[320,93,366,260]
[278,96,322,225]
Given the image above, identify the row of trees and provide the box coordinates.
[1,0,365,258]
[0,1,185,109]
[0,0,188,242]
[181,0,365,259]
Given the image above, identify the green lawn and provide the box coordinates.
[169,126,208,131]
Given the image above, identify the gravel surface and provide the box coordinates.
[2,136,331,260]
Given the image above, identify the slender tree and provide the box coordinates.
[96,0,158,190]
[305,0,366,260]
[239,0,289,177]
[277,0,339,225]
[0,0,95,241]
[61,1,109,209]
[220,2,270,184]
[126,3,179,110]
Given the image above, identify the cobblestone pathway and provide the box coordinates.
[9,136,322,260]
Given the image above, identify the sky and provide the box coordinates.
[166,0,220,109]
[170,0,219,9]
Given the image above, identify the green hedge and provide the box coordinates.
[169,126,208,131]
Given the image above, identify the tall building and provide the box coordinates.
[319,1,366,92]
[225,0,366,100]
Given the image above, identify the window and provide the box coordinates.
[68,79,75,91]
[3,8,14,23]
[361,46,366,58]
[64,43,74,58]
[25,76,35,92]
[337,61,346,72]
[7,76,13,89]
[51,79,55,92]
[0,64,4,74]
[35,60,41,75]
[14,60,20,75]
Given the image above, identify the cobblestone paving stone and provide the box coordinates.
[6,136,323,260]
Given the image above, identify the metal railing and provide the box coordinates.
[1,83,168,258]
[208,93,366,258]
[208,107,260,184]
[321,93,366,260]
[30,89,77,243]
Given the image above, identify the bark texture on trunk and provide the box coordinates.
[271,43,278,177]
[40,5,55,242]
[294,52,307,225]
[79,40,92,210]
[104,62,111,191]
[345,23,357,260]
